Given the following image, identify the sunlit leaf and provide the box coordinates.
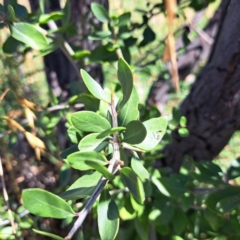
[91,3,110,23]
[120,167,145,204]
[10,23,49,50]
[117,58,133,109]
[22,189,75,219]
[131,153,149,179]
[71,111,111,133]
[118,86,139,126]
[33,229,64,240]
[85,160,114,180]
[135,117,168,151]
[60,171,102,200]
[67,151,107,171]
[39,11,64,24]
[98,190,119,240]
[80,69,109,102]
[78,133,108,151]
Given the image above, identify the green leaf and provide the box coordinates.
[91,3,110,23]
[117,58,133,109]
[98,190,119,240]
[67,126,81,144]
[205,186,240,213]
[88,31,111,40]
[179,116,187,127]
[118,86,139,126]
[135,117,168,151]
[172,208,187,235]
[2,36,22,54]
[123,120,147,144]
[178,128,189,137]
[60,145,78,159]
[22,189,75,219]
[10,23,49,50]
[67,151,107,171]
[71,111,111,133]
[121,167,145,204]
[203,208,223,231]
[78,133,108,151]
[7,5,15,22]
[118,12,131,27]
[60,171,102,200]
[39,11,64,24]
[218,193,240,212]
[85,160,114,180]
[32,229,64,240]
[131,153,149,179]
[80,69,109,102]
[97,127,126,138]
[72,50,91,60]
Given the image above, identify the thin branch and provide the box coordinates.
[47,20,81,79]
[0,210,30,227]
[65,95,121,240]
[0,157,17,238]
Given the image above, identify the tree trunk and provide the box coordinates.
[160,0,240,172]
[29,0,108,98]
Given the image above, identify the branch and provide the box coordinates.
[65,95,121,239]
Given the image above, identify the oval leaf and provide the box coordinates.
[98,190,119,240]
[120,167,145,204]
[85,160,114,180]
[22,189,75,219]
[91,3,110,23]
[33,229,64,240]
[10,23,49,50]
[123,120,147,144]
[78,133,108,151]
[117,58,133,109]
[81,69,109,102]
[118,86,139,126]
[67,151,107,171]
[60,171,102,200]
[71,111,111,133]
[131,153,149,179]
[135,117,168,151]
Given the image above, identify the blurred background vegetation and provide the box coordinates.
[2,0,240,239]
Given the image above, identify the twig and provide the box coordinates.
[47,20,80,79]
[0,157,17,239]
[65,95,121,239]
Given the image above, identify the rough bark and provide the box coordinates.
[161,0,240,172]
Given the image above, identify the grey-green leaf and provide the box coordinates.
[33,229,64,240]
[120,167,145,204]
[67,151,107,171]
[117,58,133,109]
[91,3,110,23]
[98,190,119,240]
[123,120,147,144]
[118,86,139,126]
[71,111,111,133]
[22,189,75,219]
[131,153,149,179]
[10,23,49,50]
[78,133,108,151]
[135,117,168,151]
[85,160,114,180]
[81,69,109,102]
[60,171,102,200]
